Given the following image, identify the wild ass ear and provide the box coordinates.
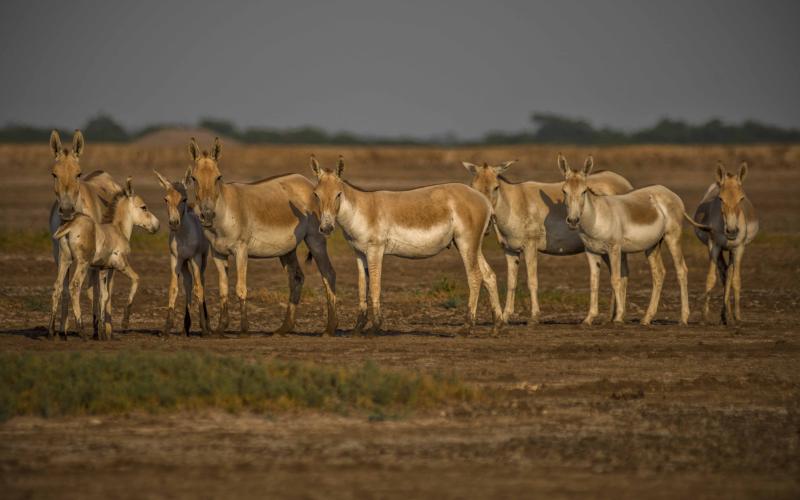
[582,156,594,175]
[183,165,193,188]
[336,155,345,177]
[310,155,321,177]
[50,130,62,159]
[211,137,222,161]
[715,161,726,185]
[494,159,518,174]
[557,153,570,178]
[189,137,201,162]
[737,162,748,183]
[153,170,171,190]
[72,130,84,158]
[124,176,134,197]
[461,162,478,174]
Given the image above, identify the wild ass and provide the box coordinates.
[691,162,758,325]
[464,160,633,322]
[311,155,504,336]
[154,169,210,336]
[559,154,691,325]
[188,138,337,336]
[48,130,122,336]
[50,178,160,340]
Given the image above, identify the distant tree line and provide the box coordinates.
[2,112,798,145]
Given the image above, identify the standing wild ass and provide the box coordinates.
[464,160,633,322]
[48,130,122,336]
[154,169,210,336]
[311,155,504,336]
[189,138,337,336]
[691,162,758,325]
[559,154,691,325]
[51,178,159,340]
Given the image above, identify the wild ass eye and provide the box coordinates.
[52,173,57,178]
[336,192,342,199]
[76,172,82,178]
[141,206,148,211]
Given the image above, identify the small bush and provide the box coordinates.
[0,352,477,421]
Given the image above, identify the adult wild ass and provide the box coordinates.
[311,155,503,336]
[464,159,633,322]
[50,178,159,340]
[48,130,122,336]
[559,154,691,325]
[691,162,758,325]
[188,138,337,336]
[154,169,210,336]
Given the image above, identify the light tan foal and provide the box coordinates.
[465,160,633,323]
[47,130,122,336]
[312,155,503,337]
[154,169,210,336]
[691,162,759,325]
[189,138,337,336]
[51,178,160,340]
[560,154,690,326]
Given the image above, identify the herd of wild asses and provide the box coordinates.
[46,130,759,340]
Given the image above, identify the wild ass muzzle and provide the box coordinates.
[559,154,691,326]
[311,155,504,336]
[50,177,159,340]
[47,130,122,336]
[690,161,759,325]
[154,169,211,336]
[188,138,337,336]
[464,159,633,323]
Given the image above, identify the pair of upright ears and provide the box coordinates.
[310,155,345,177]
[50,130,84,159]
[154,167,193,191]
[716,161,748,184]
[461,160,517,175]
[189,137,222,162]
[558,154,594,177]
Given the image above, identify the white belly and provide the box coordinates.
[385,223,453,258]
[621,221,666,253]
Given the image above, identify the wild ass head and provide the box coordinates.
[310,155,345,236]
[154,168,191,230]
[462,160,517,206]
[105,177,160,235]
[715,161,748,240]
[50,130,85,221]
[558,154,594,229]
[187,137,223,228]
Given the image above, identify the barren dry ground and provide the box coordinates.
[0,144,799,498]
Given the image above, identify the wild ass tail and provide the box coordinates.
[53,220,74,239]
[683,212,712,232]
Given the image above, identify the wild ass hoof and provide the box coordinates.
[581,316,596,326]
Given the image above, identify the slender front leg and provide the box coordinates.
[235,247,249,334]
[119,261,139,332]
[366,246,385,336]
[641,243,665,325]
[181,263,193,335]
[275,251,303,335]
[213,252,230,334]
[583,252,603,325]
[609,247,625,324]
[502,250,520,321]
[353,252,369,336]
[478,252,503,335]
[306,237,337,337]
[104,270,115,340]
[702,242,721,324]
[90,270,100,339]
[523,243,541,323]
[49,247,72,340]
[665,234,690,326]
[732,245,745,322]
[188,255,209,335]
[97,271,110,340]
[164,253,179,336]
[69,261,90,340]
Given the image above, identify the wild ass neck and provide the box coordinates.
[335,183,367,234]
[577,191,601,236]
[111,199,134,240]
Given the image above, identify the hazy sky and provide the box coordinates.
[1,0,798,138]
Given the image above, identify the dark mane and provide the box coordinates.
[102,191,128,224]
[83,170,107,181]
[343,179,458,193]
[244,173,296,185]
[497,174,526,185]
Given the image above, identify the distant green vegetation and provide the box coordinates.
[0,352,477,421]
[3,112,798,145]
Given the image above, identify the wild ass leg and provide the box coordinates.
[609,247,625,324]
[188,255,209,335]
[97,271,110,341]
[665,233,690,325]
[90,270,100,339]
[722,250,735,325]
[454,239,482,336]
[523,243,541,323]
[307,235,338,337]
[235,247,249,334]
[49,247,72,339]
[583,252,603,325]
[119,260,139,332]
[478,252,503,335]
[702,242,721,324]
[502,250,520,321]
[275,250,303,335]
[732,245,745,322]
[104,270,115,340]
[366,246,385,336]
[213,252,230,334]
[181,262,193,336]
[163,253,179,337]
[641,243,665,326]
[353,252,369,336]
[69,261,90,341]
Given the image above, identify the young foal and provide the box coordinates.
[50,178,159,340]
[560,155,690,325]
[189,138,337,336]
[312,156,503,336]
[691,162,758,325]
[465,160,633,322]
[154,169,210,336]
